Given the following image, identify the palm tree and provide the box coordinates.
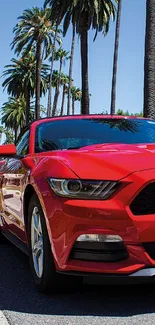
[110,0,122,115]
[2,52,49,125]
[67,24,76,115]
[11,7,59,120]
[52,48,70,115]
[51,70,60,115]
[71,86,82,115]
[61,74,69,115]
[47,24,62,117]
[144,0,155,118]
[44,0,117,115]
[1,97,34,143]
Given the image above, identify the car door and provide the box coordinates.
[1,130,30,242]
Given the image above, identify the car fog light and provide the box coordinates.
[76,234,122,242]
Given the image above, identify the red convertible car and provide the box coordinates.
[1,115,155,292]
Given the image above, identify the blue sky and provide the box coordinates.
[0,0,146,116]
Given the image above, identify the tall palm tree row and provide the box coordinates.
[2,52,49,125]
[1,0,125,135]
[2,0,155,140]
[44,0,118,115]
[1,6,83,132]
[11,7,61,120]
[1,45,82,127]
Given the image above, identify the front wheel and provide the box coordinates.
[27,194,81,293]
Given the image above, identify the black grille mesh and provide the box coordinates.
[130,182,155,215]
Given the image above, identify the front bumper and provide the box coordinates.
[42,168,155,276]
[59,267,155,277]
[57,268,155,285]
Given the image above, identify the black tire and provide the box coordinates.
[0,223,7,244]
[0,217,3,242]
[0,230,9,244]
[0,227,2,243]
[27,194,82,293]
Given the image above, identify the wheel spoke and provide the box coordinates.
[38,249,44,278]
[31,207,44,278]
[38,216,42,235]
[33,239,43,255]
[31,218,35,247]
[33,211,39,230]
[34,225,40,237]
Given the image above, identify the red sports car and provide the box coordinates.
[1,115,155,292]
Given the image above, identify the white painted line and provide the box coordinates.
[0,311,10,325]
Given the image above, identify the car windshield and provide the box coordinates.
[35,118,155,152]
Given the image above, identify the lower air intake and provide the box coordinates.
[130,182,155,215]
[70,241,128,262]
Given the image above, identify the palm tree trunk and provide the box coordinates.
[52,58,63,116]
[67,24,76,115]
[144,0,155,118]
[80,15,89,115]
[53,87,58,116]
[35,40,42,120]
[61,84,66,115]
[25,89,31,126]
[47,26,58,117]
[110,0,122,115]
[72,96,75,115]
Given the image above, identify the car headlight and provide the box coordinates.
[48,178,118,200]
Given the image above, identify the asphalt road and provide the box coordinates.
[1,242,155,325]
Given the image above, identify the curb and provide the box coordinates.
[0,311,10,325]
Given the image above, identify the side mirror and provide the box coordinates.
[0,144,16,157]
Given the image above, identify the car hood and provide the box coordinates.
[51,143,155,180]
[31,143,155,181]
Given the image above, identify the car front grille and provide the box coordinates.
[70,241,128,262]
[130,182,155,215]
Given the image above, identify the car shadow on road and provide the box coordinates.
[0,242,155,317]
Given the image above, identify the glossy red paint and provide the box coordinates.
[1,115,155,278]
[0,144,16,156]
[33,166,155,273]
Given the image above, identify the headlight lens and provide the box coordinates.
[48,178,118,200]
